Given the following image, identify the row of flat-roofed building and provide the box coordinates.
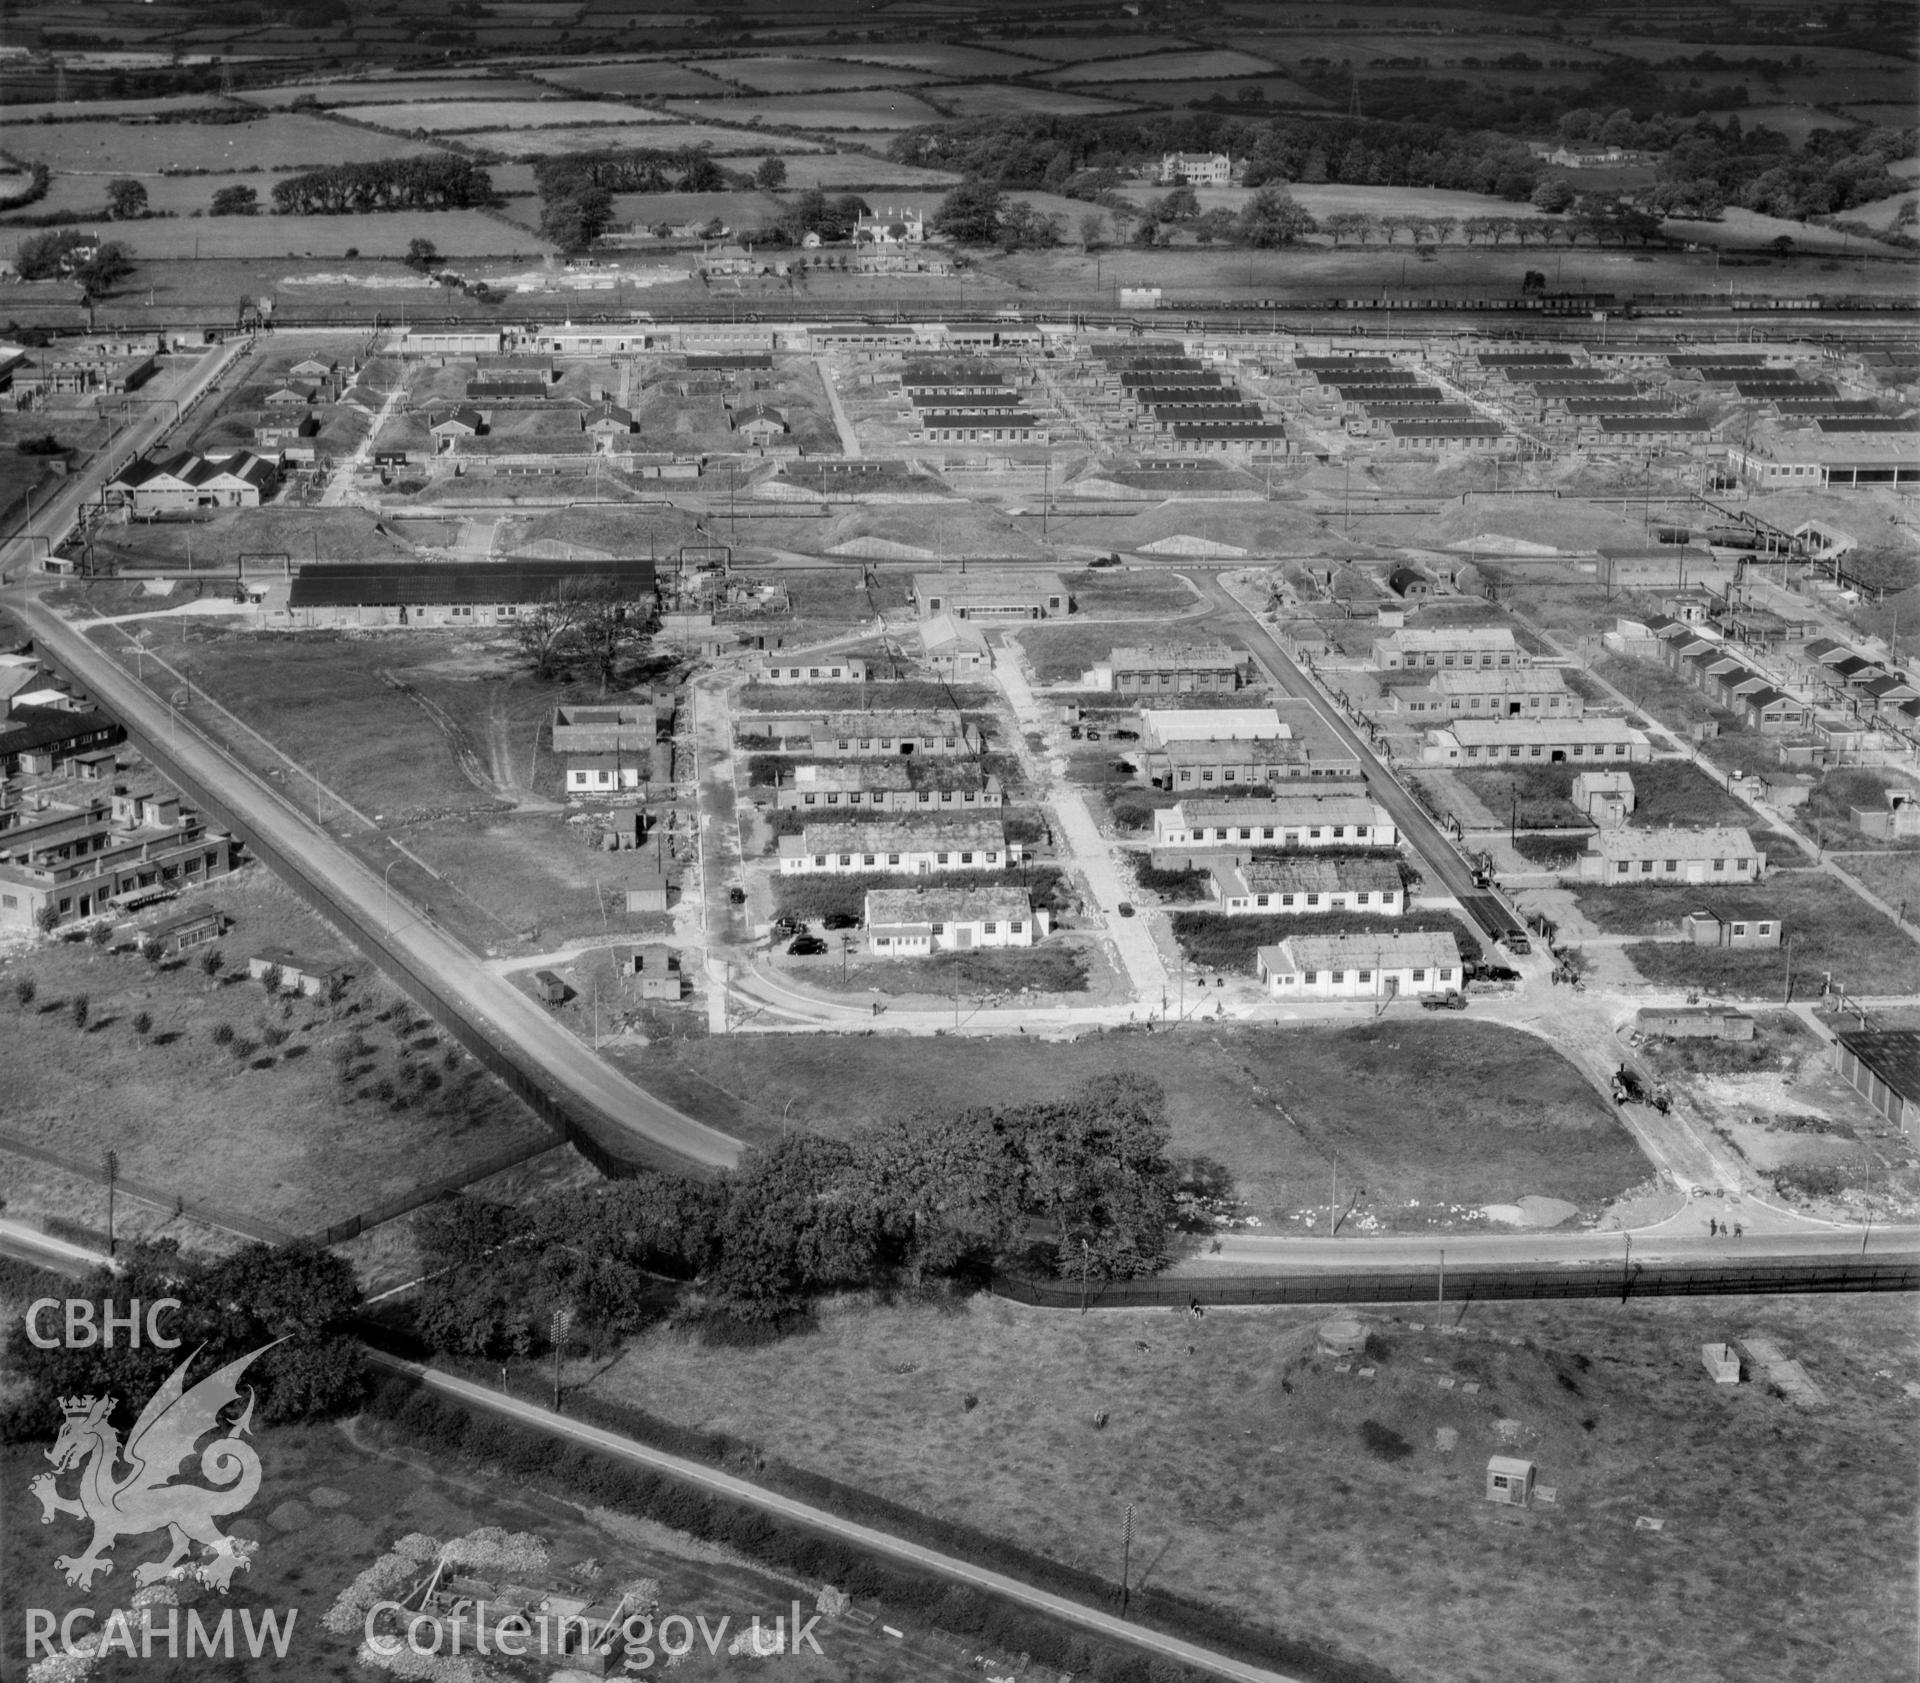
[1468,348,1717,452]
[899,362,1045,442]
[1086,343,1286,451]
[1296,355,1509,453]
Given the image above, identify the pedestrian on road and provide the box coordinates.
[1709,1218,1718,1237]
[1734,1222,1744,1240]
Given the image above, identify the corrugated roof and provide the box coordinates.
[1835,1028,1920,1105]
[866,886,1032,925]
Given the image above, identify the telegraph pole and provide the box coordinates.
[1120,1503,1135,1617]
[103,1150,118,1257]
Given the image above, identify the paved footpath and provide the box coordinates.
[995,640,1168,1002]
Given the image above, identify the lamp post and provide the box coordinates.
[103,1149,118,1257]
[550,1307,573,1412]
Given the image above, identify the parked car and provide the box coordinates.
[1117,902,1135,918]
[1420,990,1468,1012]
[822,912,861,930]
[1500,931,1532,956]
[787,935,828,956]
[728,887,747,905]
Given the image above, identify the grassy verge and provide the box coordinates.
[1572,876,1920,995]
[605,1021,1642,1225]
[1513,831,1592,868]
[1171,907,1485,970]
[1457,760,1753,831]
[1063,569,1200,617]
[734,680,998,713]
[582,1289,1913,1683]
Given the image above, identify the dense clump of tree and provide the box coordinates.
[269,156,498,216]
[15,228,134,294]
[412,1077,1197,1350]
[892,105,1913,225]
[1,1239,367,1441]
[531,145,729,252]
[209,184,258,216]
[512,576,655,685]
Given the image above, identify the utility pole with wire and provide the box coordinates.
[103,1150,118,1257]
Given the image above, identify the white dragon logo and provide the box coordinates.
[28,1341,281,1592]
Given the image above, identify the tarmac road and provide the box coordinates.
[5,584,745,1177]
[1192,572,1525,942]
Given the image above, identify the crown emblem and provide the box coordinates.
[58,1396,99,1418]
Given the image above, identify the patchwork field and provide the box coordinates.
[591,1290,1915,1683]
[926,84,1144,118]
[0,114,451,173]
[65,209,550,260]
[241,77,559,105]
[534,60,738,98]
[344,98,666,130]
[980,33,1199,61]
[692,56,944,92]
[661,90,947,129]
[474,122,816,157]
[1047,47,1278,83]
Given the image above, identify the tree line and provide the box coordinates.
[268,156,499,217]
[410,1076,1217,1357]
[2,1240,366,1443]
[894,106,1913,229]
[533,145,730,250]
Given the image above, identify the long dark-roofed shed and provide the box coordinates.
[288,559,656,609]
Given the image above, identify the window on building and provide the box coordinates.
[1357,970,1372,983]
[1302,970,1317,983]
[931,923,945,935]
[1010,921,1024,934]
[1330,971,1345,983]
[874,936,891,947]
[1411,967,1425,981]
[1712,858,1726,871]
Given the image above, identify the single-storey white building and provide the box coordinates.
[1422,718,1652,765]
[1393,667,1582,719]
[1578,826,1765,884]
[1140,707,1286,747]
[864,886,1047,954]
[566,754,645,794]
[1153,795,1397,850]
[1209,855,1404,916]
[1374,627,1521,671]
[1255,930,1463,999]
[778,819,1018,875]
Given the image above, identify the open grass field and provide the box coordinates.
[1457,760,1754,832]
[1063,568,1201,618]
[591,1288,1916,1683]
[1045,47,1276,83]
[923,84,1144,118]
[613,1019,1645,1223]
[1,114,451,174]
[981,33,1200,61]
[76,209,551,260]
[802,43,1050,76]
[94,620,528,822]
[241,77,560,105]
[535,60,739,97]
[772,151,962,188]
[475,121,816,157]
[660,90,948,130]
[0,866,553,1236]
[1574,874,1920,997]
[3,1410,925,1683]
[346,98,666,131]
[693,56,944,92]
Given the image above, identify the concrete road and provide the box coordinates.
[1198,1221,1917,1271]
[366,1350,1315,1683]
[995,638,1169,1000]
[7,585,745,1176]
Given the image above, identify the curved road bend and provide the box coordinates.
[1190,573,1523,940]
[365,1351,1314,1683]
[12,591,744,1176]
